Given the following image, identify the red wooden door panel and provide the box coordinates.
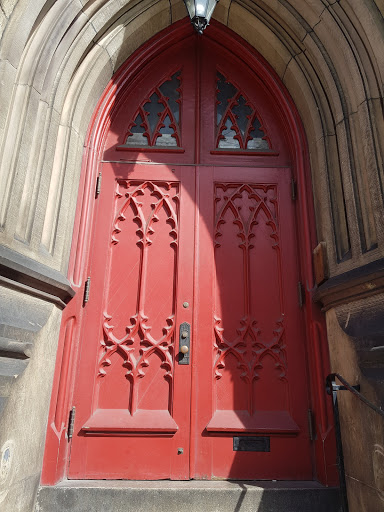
[69,164,195,479]
[192,166,311,479]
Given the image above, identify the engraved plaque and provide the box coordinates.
[233,436,270,452]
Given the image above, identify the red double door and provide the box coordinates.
[69,35,312,480]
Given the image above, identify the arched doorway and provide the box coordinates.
[42,20,336,485]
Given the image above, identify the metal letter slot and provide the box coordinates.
[233,436,270,452]
[178,322,191,365]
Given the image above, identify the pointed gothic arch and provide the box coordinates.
[41,20,337,486]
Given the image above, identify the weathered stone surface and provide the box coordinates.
[339,0,384,85]
[170,0,187,24]
[350,101,384,250]
[51,20,98,112]
[314,9,366,113]
[228,2,293,79]
[0,0,18,18]
[301,31,344,126]
[282,56,324,144]
[0,0,47,67]
[326,307,384,512]
[212,0,231,26]
[0,244,74,303]
[35,480,341,512]
[0,285,62,512]
[284,0,324,28]
[334,120,361,266]
[101,0,171,73]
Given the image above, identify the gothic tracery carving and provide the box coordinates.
[124,71,182,148]
[98,180,179,414]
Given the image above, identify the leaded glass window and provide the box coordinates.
[216,72,270,151]
[123,71,181,148]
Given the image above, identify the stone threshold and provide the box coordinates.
[36,480,341,512]
[51,479,329,489]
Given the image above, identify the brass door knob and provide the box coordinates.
[180,345,189,354]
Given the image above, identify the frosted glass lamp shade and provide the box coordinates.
[183,0,219,34]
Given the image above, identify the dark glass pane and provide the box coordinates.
[159,71,181,124]
[247,116,269,150]
[125,114,148,146]
[122,71,181,148]
[217,72,237,125]
[249,116,264,139]
[130,114,145,134]
[216,71,271,151]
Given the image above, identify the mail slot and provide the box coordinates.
[233,436,270,452]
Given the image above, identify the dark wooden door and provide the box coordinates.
[68,35,312,480]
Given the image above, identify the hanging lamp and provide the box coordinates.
[183,0,219,34]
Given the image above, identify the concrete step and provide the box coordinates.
[36,480,341,512]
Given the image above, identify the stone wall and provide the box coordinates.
[0,286,60,512]
[0,1,383,511]
[327,302,384,511]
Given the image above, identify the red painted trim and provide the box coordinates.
[41,17,336,485]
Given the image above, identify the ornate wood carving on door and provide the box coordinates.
[209,182,290,429]
[67,35,312,480]
[121,71,182,148]
[42,22,337,487]
[91,180,180,432]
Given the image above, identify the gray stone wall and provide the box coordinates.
[0,285,60,512]
[327,302,384,512]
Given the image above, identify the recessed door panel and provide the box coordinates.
[194,166,311,480]
[68,164,195,480]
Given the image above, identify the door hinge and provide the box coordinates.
[95,171,102,197]
[308,409,316,441]
[298,281,305,308]
[83,277,91,304]
[68,406,76,440]
[291,178,297,200]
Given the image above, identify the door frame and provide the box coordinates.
[41,18,337,486]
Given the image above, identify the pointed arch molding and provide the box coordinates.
[39,18,340,487]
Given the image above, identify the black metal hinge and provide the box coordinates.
[95,172,102,197]
[291,178,297,200]
[68,406,76,440]
[298,281,305,308]
[307,409,316,441]
[83,277,91,304]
